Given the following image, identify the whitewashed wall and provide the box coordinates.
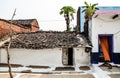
[0,47,90,66]
[0,49,7,63]
[74,48,90,66]
[90,15,120,53]
[0,48,62,66]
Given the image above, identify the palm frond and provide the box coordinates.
[83,1,99,19]
[84,1,89,7]
[92,3,98,7]
[92,3,98,9]
[95,7,99,10]
[82,9,87,13]
[59,11,63,15]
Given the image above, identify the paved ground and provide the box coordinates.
[20,74,94,78]
[0,73,95,78]
[109,74,120,78]
[100,66,120,72]
[0,73,16,78]
[0,64,120,78]
[99,66,120,78]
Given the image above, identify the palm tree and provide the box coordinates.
[82,1,99,36]
[59,6,75,31]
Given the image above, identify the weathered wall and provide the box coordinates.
[0,19,40,38]
[0,47,90,66]
[74,47,90,66]
[0,20,25,37]
[0,48,62,66]
[31,20,39,32]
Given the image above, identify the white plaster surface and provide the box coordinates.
[90,14,120,53]
[0,47,90,66]
[74,48,90,66]
[0,48,62,66]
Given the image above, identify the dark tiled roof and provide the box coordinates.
[0,18,23,28]
[9,19,35,27]
[2,31,89,49]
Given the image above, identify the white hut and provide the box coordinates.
[0,31,92,67]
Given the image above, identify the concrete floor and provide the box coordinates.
[0,73,95,78]
[0,64,120,78]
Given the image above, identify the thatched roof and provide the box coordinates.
[2,31,90,49]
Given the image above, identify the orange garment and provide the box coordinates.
[99,37,111,61]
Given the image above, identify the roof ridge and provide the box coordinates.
[0,18,24,28]
[16,31,76,35]
[12,19,36,21]
[9,19,36,26]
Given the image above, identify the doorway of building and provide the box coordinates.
[68,48,73,65]
[62,48,73,65]
[98,34,113,62]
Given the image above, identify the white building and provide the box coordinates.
[0,31,92,67]
[89,7,120,64]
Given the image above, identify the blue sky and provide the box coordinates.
[0,0,120,31]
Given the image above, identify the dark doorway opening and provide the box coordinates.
[98,34,113,62]
[68,48,73,65]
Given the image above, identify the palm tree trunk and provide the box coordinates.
[66,14,70,31]
[84,19,89,36]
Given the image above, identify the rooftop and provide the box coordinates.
[9,19,36,27]
[1,31,90,49]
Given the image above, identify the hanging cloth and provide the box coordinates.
[99,37,111,61]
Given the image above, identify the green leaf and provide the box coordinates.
[82,9,87,13]
[84,1,89,7]
[92,3,98,9]
[95,7,99,10]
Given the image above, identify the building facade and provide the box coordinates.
[0,31,91,66]
[89,7,120,64]
[77,6,120,65]
[0,19,39,38]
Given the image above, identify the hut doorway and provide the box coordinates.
[62,48,73,65]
